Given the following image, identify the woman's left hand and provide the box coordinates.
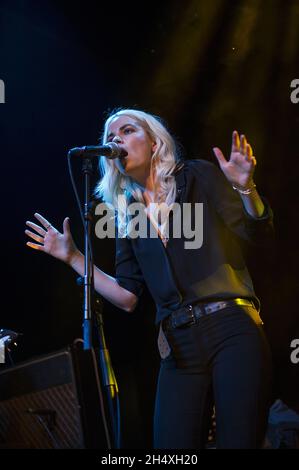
[213,130,256,189]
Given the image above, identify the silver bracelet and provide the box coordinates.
[232,183,256,195]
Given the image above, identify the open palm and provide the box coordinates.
[25,213,77,264]
[213,131,256,189]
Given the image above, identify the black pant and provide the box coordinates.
[154,305,272,449]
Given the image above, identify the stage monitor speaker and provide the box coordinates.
[0,343,110,449]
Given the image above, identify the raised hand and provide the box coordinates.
[213,130,256,189]
[25,213,79,265]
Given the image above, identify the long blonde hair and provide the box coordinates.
[94,109,180,235]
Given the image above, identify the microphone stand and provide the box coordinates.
[79,157,120,448]
[82,157,93,350]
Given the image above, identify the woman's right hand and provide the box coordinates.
[25,213,79,265]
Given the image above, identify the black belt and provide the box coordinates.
[162,298,256,331]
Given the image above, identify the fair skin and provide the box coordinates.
[25,117,264,312]
[107,115,157,193]
[213,131,265,218]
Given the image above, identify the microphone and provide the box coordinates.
[68,142,127,159]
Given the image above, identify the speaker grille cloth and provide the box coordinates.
[0,383,84,448]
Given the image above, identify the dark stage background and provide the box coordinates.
[1,0,299,448]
